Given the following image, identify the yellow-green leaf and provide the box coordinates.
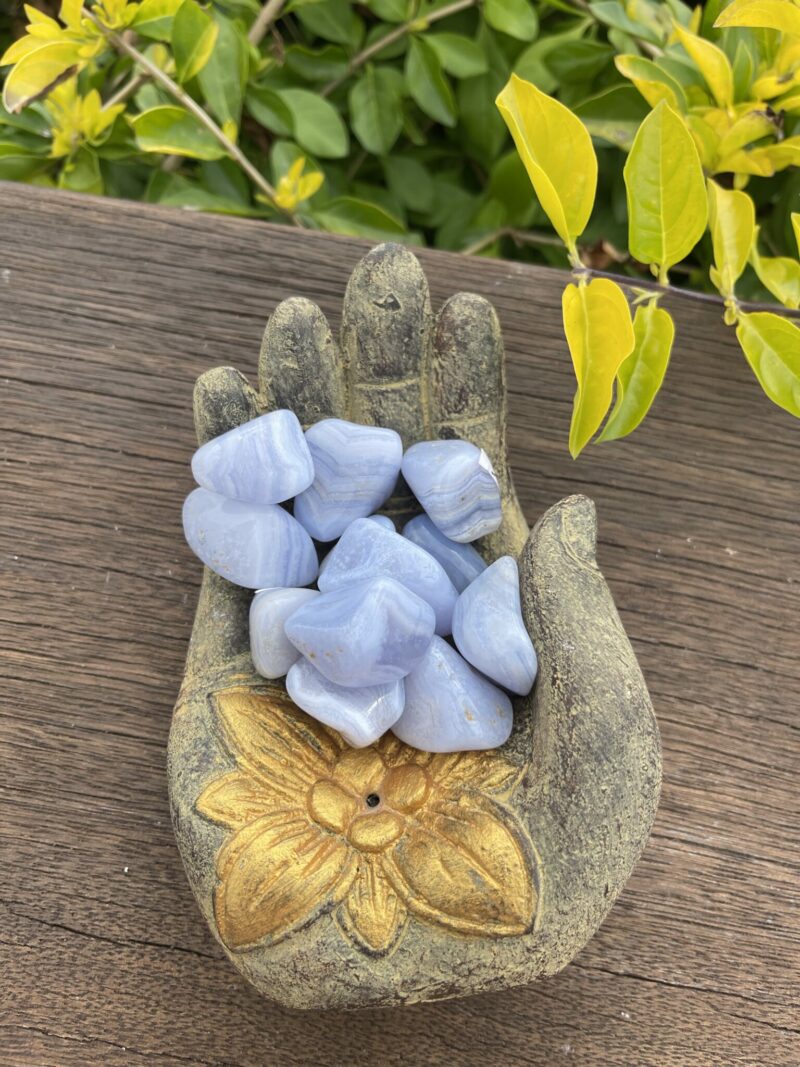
[496,73,597,251]
[673,23,734,110]
[722,136,800,176]
[562,278,636,457]
[707,179,755,298]
[624,100,707,277]
[614,54,687,111]
[598,300,675,442]
[172,0,218,84]
[130,104,226,159]
[59,0,82,29]
[714,0,800,36]
[736,312,800,417]
[750,238,800,309]
[1,40,82,113]
[792,212,800,256]
[133,0,183,40]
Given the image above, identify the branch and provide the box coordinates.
[248,0,285,45]
[322,0,478,96]
[83,8,298,222]
[104,70,149,109]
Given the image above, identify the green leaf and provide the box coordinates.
[589,0,662,42]
[624,100,707,277]
[132,0,183,40]
[313,196,410,240]
[547,40,613,84]
[146,170,259,215]
[488,149,538,224]
[673,22,734,109]
[349,66,402,155]
[562,277,636,458]
[573,84,649,151]
[736,312,800,417]
[426,33,489,78]
[284,45,349,83]
[246,85,294,136]
[367,0,409,20]
[484,0,539,41]
[406,37,457,127]
[598,300,675,442]
[198,14,247,132]
[496,73,597,250]
[0,140,49,180]
[382,155,434,213]
[278,88,349,158]
[58,146,103,195]
[2,41,82,114]
[130,105,226,159]
[295,0,364,48]
[458,73,508,161]
[714,0,800,36]
[614,54,688,111]
[514,22,586,94]
[172,0,219,84]
[707,179,755,299]
[750,239,800,310]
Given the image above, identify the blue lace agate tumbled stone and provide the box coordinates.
[317,518,458,635]
[366,514,395,531]
[294,418,402,541]
[401,439,502,543]
[286,659,404,748]
[285,576,435,688]
[250,587,319,679]
[183,487,318,589]
[392,636,513,752]
[453,556,537,696]
[402,513,487,593]
[191,410,314,505]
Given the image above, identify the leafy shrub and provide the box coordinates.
[1,0,798,449]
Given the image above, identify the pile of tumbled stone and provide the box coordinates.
[183,410,538,753]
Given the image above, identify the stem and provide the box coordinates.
[84,8,297,222]
[322,0,478,96]
[248,0,285,45]
[104,70,148,109]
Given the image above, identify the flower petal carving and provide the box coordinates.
[214,810,356,950]
[384,794,536,937]
[337,857,408,956]
[423,751,525,796]
[196,771,277,830]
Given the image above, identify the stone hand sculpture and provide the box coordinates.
[169,243,662,1010]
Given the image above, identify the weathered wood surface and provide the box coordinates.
[1,182,798,1066]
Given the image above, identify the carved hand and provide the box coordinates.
[169,243,661,1009]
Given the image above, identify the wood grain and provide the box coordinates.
[1,182,798,1067]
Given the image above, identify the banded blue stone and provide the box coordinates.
[182,487,318,590]
[293,418,402,541]
[452,556,537,696]
[286,659,404,747]
[401,439,502,543]
[392,636,513,752]
[402,513,487,593]
[191,410,314,505]
[285,576,435,688]
[317,518,458,636]
[249,587,319,679]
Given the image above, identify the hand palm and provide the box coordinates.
[169,244,661,1009]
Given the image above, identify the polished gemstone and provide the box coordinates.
[293,419,403,541]
[317,518,458,635]
[285,576,435,688]
[453,556,537,696]
[250,587,319,679]
[401,439,502,543]
[402,513,487,593]
[392,636,513,752]
[183,487,318,589]
[191,410,314,504]
[286,658,404,747]
[366,514,395,531]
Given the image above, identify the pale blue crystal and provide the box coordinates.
[401,439,502,543]
[250,587,319,679]
[452,556,538,696]
[317,518,458,636]
[286,659,404,747]
[402,513,487,593]
[285,576,435,688]
[392,636,513,752]
[183,487,318,589]
[293,419,403,541]
[367,514,395,531]
[191,410,314,505]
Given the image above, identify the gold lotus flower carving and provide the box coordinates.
[196,686,539,957]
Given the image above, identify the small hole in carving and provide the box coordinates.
[365,793,381,808]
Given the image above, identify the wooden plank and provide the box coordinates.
[0,182,797,1067]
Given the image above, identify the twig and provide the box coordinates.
[83,7,297,222]
[104,70,149,109]
[248,0,285,45]
[322,0,478,96]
